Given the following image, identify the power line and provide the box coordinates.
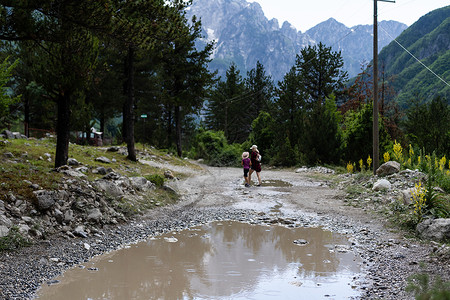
[379,25,450,88]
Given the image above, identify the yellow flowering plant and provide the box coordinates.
[359,159,364,171]
[393,140,403,162]
[412,181,427,220]
[439,156,446,172]
[367,155,372,169]
[346,162,354,174]
[383,152,390,163]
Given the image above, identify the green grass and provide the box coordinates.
[0,139,197,208]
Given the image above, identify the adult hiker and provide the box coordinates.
[248,145,262,186]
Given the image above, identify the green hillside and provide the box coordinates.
[377,5,450,107]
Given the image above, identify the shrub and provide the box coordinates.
[0,227,31,251]
[189,129,227,162]
[145,174,164,187]
[437,174,450,193]
[188,129,241,166]
[406,273,450,300]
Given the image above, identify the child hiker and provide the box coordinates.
[241,152,251,187]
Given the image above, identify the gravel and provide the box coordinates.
[0,166,449,300]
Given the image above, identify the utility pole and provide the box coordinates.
[373,0,395,175]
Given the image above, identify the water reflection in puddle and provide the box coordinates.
[261,180,293,187]
[36,221,361,300]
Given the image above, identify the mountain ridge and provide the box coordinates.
[187,0,407,81]
[372,5,450,106]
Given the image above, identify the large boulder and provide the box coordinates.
[95,156,111,164]
[372,179,391,191]
[130,177,155,192]
[2,130,14,139]
[67,158,81,166]
[416,218,450,241]
[376,161,401,176]
[93,180,124,198]
[33,190,58,211]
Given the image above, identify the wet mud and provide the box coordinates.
[37,221,360,299]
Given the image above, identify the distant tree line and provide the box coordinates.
[0,0,214,167]
[0,2,448,167]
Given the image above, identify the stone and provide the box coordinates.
[61,169,87,178]
[376,161,401,176]
[107,146,120,152]
[164,170,175,179]
[29,228,43,239]
[64,209,74,223]
[2,130,14,139]
[75,166,89,173]
[293,239,308,246]
[33,190,57,211]
[44,153,52,162]
[164,237,178,243]
[18,224,30,235]
[30,184,41,190]
[87,208,103,223]
[21,216,33,224]
[372,179,391,191]
[74,226,88,238]
[10,207,21,218]
[0,214,12,227]
[83,243,91,250]
[0,225,9,238]
[417,218,450,241]
[402,188,415,205]
[54,209,64,224]
[67,158,81,166]
[102,172,121,180]
[57,190,70,202]
[94,180,124,198]
[295,167,309,173]
[130,177,155,192]
[96,167,107,175]
[95,156,111,164]
[4,152,14,158]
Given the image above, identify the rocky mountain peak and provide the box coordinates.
[188,0,407,81]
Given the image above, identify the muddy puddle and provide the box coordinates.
[260,179,293,187]
[36,221,361,299]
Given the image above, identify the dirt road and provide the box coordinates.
[1,162,448,299]
[165,164,449,299]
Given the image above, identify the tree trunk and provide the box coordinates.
[124,44,136,161]
[24,94,29,137]
[55,92,71,168]
[99,111,105,140]
[166,104,172,149]
[175,105,182,157]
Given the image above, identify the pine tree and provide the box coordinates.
[296,42,347,106]
[206,63,249,143]
[158,12,215,157]
[0,0,113,167]
[245,61,274,115]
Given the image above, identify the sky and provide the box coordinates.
[251,0,450,32]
